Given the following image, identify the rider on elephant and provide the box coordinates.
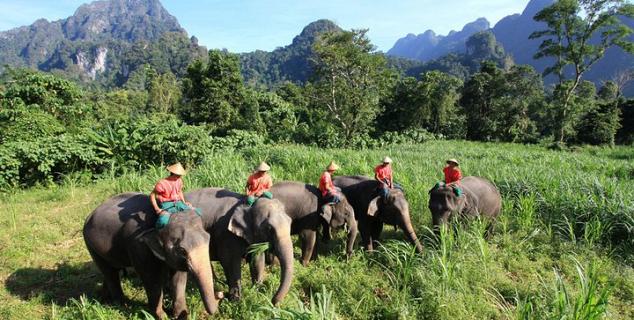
[150,162,200,229]
[319,161,341,207]
[443,158,463,196]
[246,162,273,206]
[374,156,402,199]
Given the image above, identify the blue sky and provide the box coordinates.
[0,0,529,53]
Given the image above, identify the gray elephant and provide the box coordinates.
[428,176,502,232]
[186,188,294,305]
[83,193,219,319]
[269,181,357,266]
[334,176,424,253]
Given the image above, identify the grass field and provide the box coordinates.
[1,140,634,319]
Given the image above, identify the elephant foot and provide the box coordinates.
[153,308,167,320]
[228,287,241,301]
[173,308,188,320]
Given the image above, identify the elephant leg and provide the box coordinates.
[171,271,188,319]
[485,220,496,240]
[88,248,124,303]
[370,221,384,250]
[321,219,332,242]
[220,254,243,301]
[138,266,167,319]
[300,230,317,266]
[357,220,374,251]
[249,253,265,285]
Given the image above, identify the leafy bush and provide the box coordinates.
[88,115,214,170]
[0,103,66,143]
[377,128,438,146]
[0,134,100,189]
[210,129,266,151]
[576,103,621,146]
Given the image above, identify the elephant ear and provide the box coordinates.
[320,204,333,223]
[228,206,254,244]
[141,230,166,261]
[367,196,380,217]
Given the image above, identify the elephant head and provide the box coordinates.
[227,198,294,305]
[428,184,467,230]
[368,190,424,253]
[143,210,219,315]
[321,195,357,256]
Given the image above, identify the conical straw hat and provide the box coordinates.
[256,162,271,172]
[326,161,339,171]
[167,162,187,176]
[382,156,393,164]
[446,159,460,166]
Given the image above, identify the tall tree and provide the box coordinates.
[180,50,246,132]
[310,29,390,145]
[530,0,634,143]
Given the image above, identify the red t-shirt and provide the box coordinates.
[319,171,335,197]
[247,172,272,196]
[154,177,183,203]
[444,166,462,184]
[374,164,393,186]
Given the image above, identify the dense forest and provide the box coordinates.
[0,0,633,191]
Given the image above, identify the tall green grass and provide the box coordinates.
[1,141,634,319]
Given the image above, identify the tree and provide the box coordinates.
[181,50,247,132]
[310,29,390,145]
[530,0,634,143]
[461,62,545,142]
[146,69,181,114]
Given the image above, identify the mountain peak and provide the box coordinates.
[64,0,183,41]
[523,0,555,17]
[388,17,490,61]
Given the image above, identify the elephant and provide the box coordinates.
[334,176,424,253]
[83,193,219,319]
[269,181,357,266]
[428,176,502,232]
[186,188,294,305]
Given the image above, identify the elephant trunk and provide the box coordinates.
[400,210,424,254]
[189,245,219,315]
[345,216,358,257]
[272,233,294,305]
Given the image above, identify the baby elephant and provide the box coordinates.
[428,176,501,234]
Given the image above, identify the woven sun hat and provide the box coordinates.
[446,159,460,166]
[382,156,393,164]
[326,161,340,171]
[167,162,187,176]
[256,162,271,172]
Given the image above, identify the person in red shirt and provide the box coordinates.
[443,159,463,196]
[245,162,273,206]
[319,161,341,205]
[150,162,198,229]
[375,156,400,199]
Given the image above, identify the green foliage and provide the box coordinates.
[0,103,65,143]
[2,70,90,126]
[379,72,464,138]
[257,91,300,142]
[311,29,390,145]
[616,99,634,144]
[0,134,100,189]
[181,50,253,132]
[530,0,634,143]
[460,62,544,142]
[576,102,621,145]
[87,115,214,170]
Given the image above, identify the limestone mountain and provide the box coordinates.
[387,18,491,62]
[388,0,634,94]
[239,19,343,88]
[0,0,206,86]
